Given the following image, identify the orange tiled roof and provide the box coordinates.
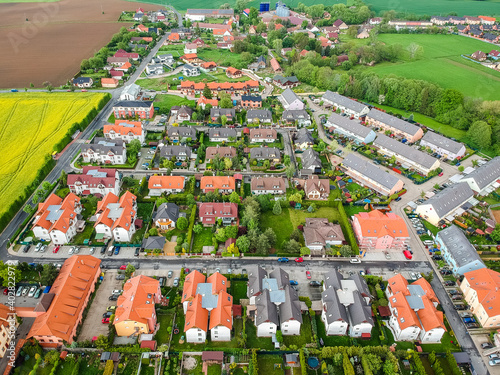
[168,33,180,40]
[209,290,233,330]
[0,304,11,329]
[119,62,132,70]
[184,294,208,331]
[479,16,496,22]
[464,268,500,317]
[181,80,258,91]
[390,293,421,330]
[182,270,206,303]
[387,274,409,296]
[354,210,409,238]
[104,120,142,136]
[182,53,198,60]
[226,67,241,76]
[94,192,137,231]
[419,296,445,332]
[270,58,281,71]
[114,275,160,327]
[201,61,217,69]
[206,272,227,295]
[197,96,219,107]
[33,193,80,234]
[101,78,119,85]
[27,256,101,343]
[148,176,185,190]
[200,176,235,190]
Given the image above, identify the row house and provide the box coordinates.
[81,137,126,165]
[104,120,145,144]
[32,193,82,245]
[94,191,137,242]
[326,113,376,144]
[148,176,185,197]
[67,167,121,197]
[460,156,500,195]
[366,109,423,143]
[241,95,262,108]
[112,100,154,120]
[180,80,259,97]
[198,202,238,226]
[322,91,369,119]
[197,96,219,109]
[420,131,466,160]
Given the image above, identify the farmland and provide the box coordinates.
[0,93,106,220]
[362,34,500,101]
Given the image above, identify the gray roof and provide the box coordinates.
[208,128,237,139]
[301,148,321,170]
[324,269,343,290]
[327,113,374,139]
[321,287,348,323]
[283,110,310,122]
[422,131,465,154]
[160,145,192,159]
[114,100,152,108]
[342,153,401,191]
[295,128,314,145]
[250,147,281,160]
[322,91,368,113]
[279,285,303,323]
[348,290,373,326]
[142,236,166,250]
[461,157,500,190]
[367,109,421,137]
[280,88,302,106]
[167,126,197,138]
[274,75,299,85]
[82,137,125,155]
[350,272,372,300]
[436,225,485,269]
[247,267,267,297]
[374,134,438,169]
[419,182,474,218]
[247,109,272,121]
[183,64,199,72]
[154,203,180,223]
[269,268,290,290]
[210,108,236,118]
[255,289,279,326]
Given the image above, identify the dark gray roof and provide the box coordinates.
[295,128,314,145]
[160,145,192,159]
[321,287,348,323]
[350,272,373,300]
[142,236,166,250]
[374,134,438,169]
[255,289,279,326]
[348,290,373,326]
[183,64,199,72]
[274,75,299,85]
[461,157,500,190]
[419,182,474,218]
[82,137,125,155]
[301,148,321,170]
[114,100,152,108]
[269,268,290,290]
[241,95,262,102]
[248,267,267,297]
[436,225,485,269]
[167,126,196,138]
[367,109,421,137]
[280,88,301,106]
[422,131,465,154]
[250,147,281,160]
[257,55,267,64]
[247,109,272,121]
[327,113,374,138]
[73,77,92,84]
[154,203,180,223]
[208,128,237,139]
[210,108,236,118]
[324,269,343,290]
[283,110,310,122]
[342,153,401,190]
[279,285,303,323]
[322,91,368,113]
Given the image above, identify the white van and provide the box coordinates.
[423,240,434,246]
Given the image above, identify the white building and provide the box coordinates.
[322,91,369,119]
[104,120,145,144]
[326,113,376,144]
[80,138,126,165]
[94,191,137,242]
[420,131,466,160]
[120,84,141,101]
[278,88,305,110]
[459,156,500,195]
[184,295,208,343]
[67,167,121,197]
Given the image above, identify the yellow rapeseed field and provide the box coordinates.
[0,92,106,218]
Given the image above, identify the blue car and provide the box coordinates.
[114,247,120,255]
[290,280,298,285]
[278,257,289,263]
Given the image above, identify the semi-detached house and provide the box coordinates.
[420,131,466,160]
[250,177,286,195]
[198,202,238,226]
[167,126,197,141]
[148,176,185,196]
[67,167,121,197]
[208,128,237,142]
[249,128,277,142]
[94,191,137,242]
[373,134,440,176]
[322,91,369,119]
[342,153,404,196]
[200,176,235,194]
[81,137,126,165]
[326,113,376,144]
[366,109,423,143]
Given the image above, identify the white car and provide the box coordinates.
[68,247,75,255]
[40,245,47,253]
[28,286,37,297]
[350,258,361,264]
[112,290,123,295]
[89,247,95,254]
[35,243,43,252]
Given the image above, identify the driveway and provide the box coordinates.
[78,270,122,342]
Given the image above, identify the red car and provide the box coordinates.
[306,271,311,279]
[119,265,126,270]
[52,246,60,253]
[294,257,303,263]
[102,318,110,324]
[3,288,8,295]
[81,89,88,92]
[438,172,444,177]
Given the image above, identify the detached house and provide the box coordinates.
[241,95,263,108]
[304,175,330,200]
[249,128,277,143]
[303,218,345,255]
[104,120,145,144]
[167,126,196,141]
[154,203,180,230]
[198,202,238,226]
[226,67,243,78]
[148,176,185,196]
[301,148,322,173]
[283,110,311,127]
[183,64,200,77]
[210,108,236,123]
[366,109,423,143]
[251,177,286,195]
[386,274,445,342]
[67,167,121,197]
[322,91,369,119]
[247,109,273,124]
[81,137,126,165]
[273,75,299,89]
[278,88,305,110]
[33,193,82,245]
[200,176,235,193]
[294,128,314,150]
[94,191,137,242]
[72,77,93,88]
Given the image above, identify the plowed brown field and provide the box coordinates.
[0,0,159,88]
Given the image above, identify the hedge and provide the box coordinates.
[186,204,197,251]
[336,201,360,255]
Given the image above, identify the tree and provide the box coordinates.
[0,262,21,286]
[229,191,240,203]
[290,228,301,242]
[285,164,296,179]
[472,159,479,167]
[236,235,250,253]
[220,94,233,109]
[490,226,500,242]
[23,205,34,215]
[60,170,67,186]
[127,139,142,155]
[458,165,465,173]
[95,335,109,349]
[300,247,311,257]
[203,84,212,99]
[264,227,277,247]
[226,225,238,239]
[162,159,174,169]
[193,223,203,234]
[224,157,233,170]
[255,234,270,255]
[216,227,228,242]
[125,263,135,277]
[288,192,303,204]
[273,200,282,215]
[343,353,355,375]
[40,264,59,285]
[339,245,352,257]
[467,120,492,149]
[301,20,308,29]
[235,0,249,12]
[420,190,426,198]
[283,239,301,253]
[407,43,423,60]
[148,227,158,236]
[177,216,188,230]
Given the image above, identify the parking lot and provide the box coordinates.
[0,287,40,308]
[77,270,123,342]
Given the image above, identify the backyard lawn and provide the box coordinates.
[283,314,314,347]
[207,364,222,375]
[153,94,196,115]
[260,209,294,250]
[420,332,461,352]
[246,318,274,350]
[288,207,341,228]
[192,227,214,253]
[314,315,351,347]
[197,49,245,68]
[257,355,284,375]
[231,280,248,304]
[155,313,175,345]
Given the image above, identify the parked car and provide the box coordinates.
[28,286,37,297]
[16,286,23,296]
[107,306,117,312]
[116,274,125,280]
[112,289,123,295]
[463,317,476,323]
[460,312,473,318]
[74,247,80,254]
[481,342,494,349]
[289,280,298,286]
[449,290,460,295]
[100,246,106,255]
[52,246,60,253]
[359,270,366,276]
[119,265,126,270]
[109,295,118,301]
[103,312,113,319]
[454,304,468,310]
[350,258,361,264]
[22,287,29,296]
[278,257,289,263]
[34,288,42,299]
[168,271,173,278]
[173,277,179,287]
[489,354,500,360]
[433,255,443,260]
[40,245,47,253]
[134,248,140,257]
[3,288,8,296]
[306,271,311,279]
[114,247,121,255]
[102,318,110,324]
[489,359,500,366]
[309,281,321,287]
[440,270,452,275]
[35,243,42,252]
[89,247,95,254]
[68,247,75,255]
[444,281,456,286]
[294,257,303,263]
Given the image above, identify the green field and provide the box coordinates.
[364,34,500,101]
[153,94,195,114]
[0,93,106,220]
[365,0,500,16]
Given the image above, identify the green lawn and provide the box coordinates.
[314,314,352,347]
[257,355,284,375]
[283,313,314,347]
[365,34,500,101]
[365,0,500,17]
[192,227,214,253]
[207,364,222,375]
[288,207,341,228]
[343,205,369,217]
[197,49,245,68]
[420,332,461,352]
[260,209,294,250]
[246,318,275,350]
[155,313,174,345]
[231,280,248,304]
[153,94,196,115]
